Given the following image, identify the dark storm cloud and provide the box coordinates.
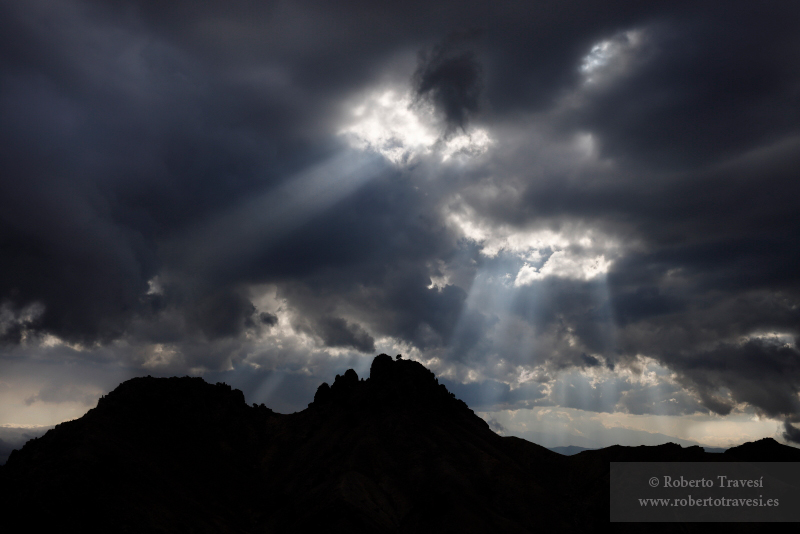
[568,10,800,170]
[783,421,800,446]
[413,30,483,134]
[259,312,278,327]
[190,291,257,341]
[0,0,237,343]
[669,339,800,420]
[308,316,375,354]
[278,257,470,353]
[2,0,800,435]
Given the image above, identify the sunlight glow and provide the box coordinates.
[515,251,611,285]
[580,29,644,84]
[340,90,437,164]
[441,128,492,161]
[172,150,382,276]
[445,200,618,282]
[142,343,181,370]
[739,331,797,348]
[146,276,163,296]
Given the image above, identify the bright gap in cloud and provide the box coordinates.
[146,276,163,296]
[142,343,182,370]
[580,29,644,84]
[339,88,492,165]
[445,201,618,282]
[739,331,797,348]
[339,90,436,164]
[515,251,611,285]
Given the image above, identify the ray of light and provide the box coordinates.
[166,149,386,278]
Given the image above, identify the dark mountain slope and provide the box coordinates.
[2,354,798,533]
[2,376,279,532]
[259,355,572,532]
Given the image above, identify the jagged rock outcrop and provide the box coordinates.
[260,355,568,532]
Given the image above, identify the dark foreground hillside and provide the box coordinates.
[1,354,798,533]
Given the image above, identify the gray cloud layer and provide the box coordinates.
[1,1,799,438]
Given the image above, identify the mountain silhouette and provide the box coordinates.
[1,354,798,532]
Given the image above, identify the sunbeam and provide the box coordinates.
[165,149,386,278]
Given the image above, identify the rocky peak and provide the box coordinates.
[310,354,472,416]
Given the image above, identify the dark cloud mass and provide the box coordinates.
[2,0,800,445]
[413,30,483,134]
[308,316,375,354]
[784,421,800,445]
[259,312,278,327]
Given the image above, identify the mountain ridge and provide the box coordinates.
[2,354,798,532]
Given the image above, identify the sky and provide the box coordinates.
[1,0,800,451]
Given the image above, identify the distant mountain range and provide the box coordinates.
[1,354,797,532]
[548,445,597,456]
[548,445,727,456]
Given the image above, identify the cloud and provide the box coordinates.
[0,302,44,344]
[312,316,375,354]
[24,383,99,407]
[485,417,506,435]
[783,421,800,445]
[440,378,546,411]
[669,339,800,420]
[413,30,483,134]
[515,251,611,285]
[190,291,258,341]
[259,312,278,327]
